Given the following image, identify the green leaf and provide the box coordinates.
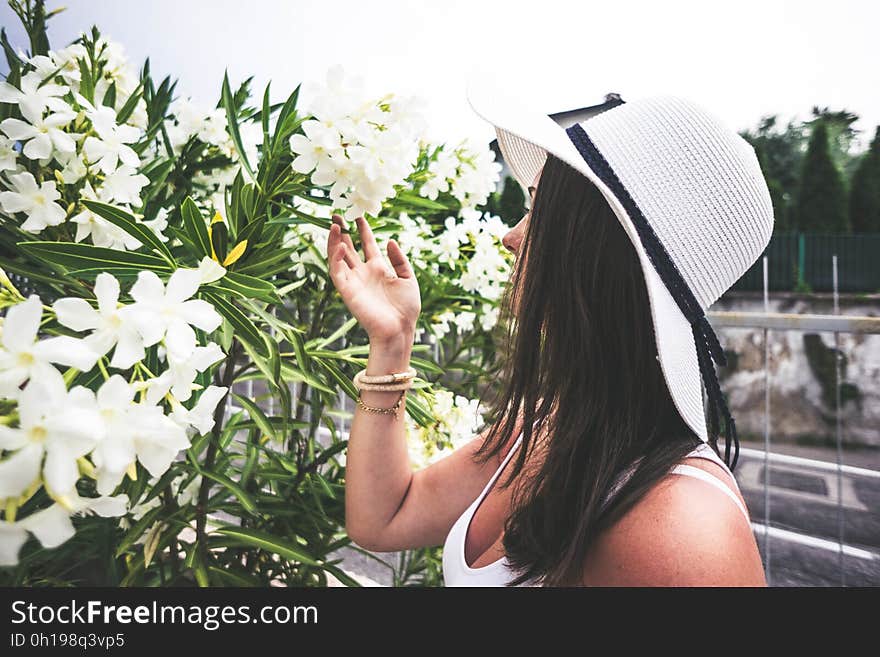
[203,290,266,355]
[271,83,301,153]
[181,196,211,257]
[207,566,261,587]
[313,356,359,400]
[238,337,279,392]
[235,216,265,249]
[232,393,277,441]
[221,70,258,186]
[115,505,164,557]
[102,80,117,108]
[319,563,362,587]
[192,551,210,587]
[260,80,271,153]
[206,270,278,303]
[192,466,257,514]
[81,199,175,263]
[279,360,335,394]
[213,526,319,566]
[116,82,143,124]
[210,217,228,263]
[306,316,358,350]
[408,355,445,375]
[235,246,297,276]
[18,241,171,274]
[393,189,449,210]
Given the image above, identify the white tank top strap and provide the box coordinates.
[669,444,750,523]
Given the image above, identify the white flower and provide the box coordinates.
[0,367,101,500]
[0,295,98,399]
[70,181,141,250]
[0,71,71,119]
[0,493,127,567]
[100,165,149,206]
[53,272,145,369]
[290,120,343,174]
[292,66,426,221]
[0,171,66,232]
[127,269,223,364]
[453,311,476,333]
[196,255,226,284]
[420,147,458,200]
[55,149,88,184]
[0,135,17,172]
[143,342,225,404]
[27,44,87,87]
[169,385,228,436]
[88,375,190,495]
[142,208,169,243]
[0,102,77,161]
[480,304,500,332]
[81,99,141,174]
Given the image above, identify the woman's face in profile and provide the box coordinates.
[501,168,541,257]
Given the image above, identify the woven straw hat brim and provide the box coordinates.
[466,76,709,441]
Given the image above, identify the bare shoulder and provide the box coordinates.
[581,464,767,587]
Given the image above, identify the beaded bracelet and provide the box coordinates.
[353,368,416,392]
[355,366,417,385]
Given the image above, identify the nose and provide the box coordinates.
[502,230,518,254]
[502,216,527,254]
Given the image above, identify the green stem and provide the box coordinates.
[194,341,239,559]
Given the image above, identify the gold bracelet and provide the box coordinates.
[356,389,407,418]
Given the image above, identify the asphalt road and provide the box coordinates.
[734,441,880,586]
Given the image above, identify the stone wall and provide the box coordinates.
[713,293,880,447]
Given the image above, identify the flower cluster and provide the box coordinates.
[166,96,263,214]
[289,65,427,221]
[0,36,164,248]
[405,390,486,470]
[419,141,503,209]
[404,209,511,338]
[0,267,227,565]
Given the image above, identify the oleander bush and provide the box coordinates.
[0,0,514,586]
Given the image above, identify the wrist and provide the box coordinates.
[365,334,414,379]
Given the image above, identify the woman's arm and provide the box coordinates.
[326,214,513,552]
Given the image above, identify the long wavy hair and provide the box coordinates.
[474,152,727,586]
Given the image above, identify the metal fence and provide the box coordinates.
[710,256,880,586]
[732,233,880,293]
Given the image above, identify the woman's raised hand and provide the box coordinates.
[326,214,421,344]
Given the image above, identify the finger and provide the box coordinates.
[356,216,382,261]
[327,222,341,260]
[338,238,362,270]
[332,214,356,252]
[329,242,351,291]
[386,239,415,279]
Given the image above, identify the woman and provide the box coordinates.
[327,91,772,586]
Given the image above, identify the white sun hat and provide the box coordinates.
[466,74,774,468]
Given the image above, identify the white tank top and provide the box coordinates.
[442,432,750,587]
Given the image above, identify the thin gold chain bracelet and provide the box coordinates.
[356,389,407,419]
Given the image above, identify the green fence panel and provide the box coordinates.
[730,233,880,293]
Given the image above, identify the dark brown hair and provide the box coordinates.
[474,152,720,586]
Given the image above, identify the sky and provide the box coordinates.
[1,0,878,151]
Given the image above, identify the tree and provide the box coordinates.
[481,174,526,224]
[753,141,789,231]
[848,126,880,233]
[793,121,850,233]
[740,115,807,232]
[807,106,861,180]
